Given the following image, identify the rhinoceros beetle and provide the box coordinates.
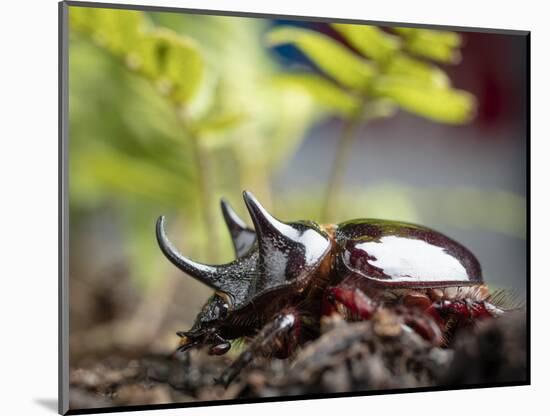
[156,191,504,386]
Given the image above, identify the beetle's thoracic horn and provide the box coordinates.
[156,216,233,292]
[241,191,331,295]
[242,191,297,244]
[220,198,257,258]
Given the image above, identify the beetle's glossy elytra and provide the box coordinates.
[335,219,482,288]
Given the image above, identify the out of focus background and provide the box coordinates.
[68,6,527,361]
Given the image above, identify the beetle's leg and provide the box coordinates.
[216,309,301,387]
[402,291,432,310]
[427,299,503,329]
[323,287,377,320]
[395,307,444,345]
[324,287,446,345]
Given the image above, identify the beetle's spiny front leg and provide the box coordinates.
[216,308,301,387]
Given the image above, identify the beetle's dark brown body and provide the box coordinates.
[157,191,501,385]
[335,219,482,287]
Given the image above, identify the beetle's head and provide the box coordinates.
[175,293,232,356]
[157,191,331,356]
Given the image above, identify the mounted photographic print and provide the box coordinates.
[59,1,530,414]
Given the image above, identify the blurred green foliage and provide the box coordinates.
[268,24,475,123]
[69,7,316,286]
[71,8,203,105]
[279,185,526,240]
[68,7,524,294]
[266,23,476,220]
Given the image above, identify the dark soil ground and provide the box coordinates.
[69,311,527,411]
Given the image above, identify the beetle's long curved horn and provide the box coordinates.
[220,198,257,258]
[156,216,231,292]
[242,191,298,244]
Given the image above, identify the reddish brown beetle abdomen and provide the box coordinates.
[334,219,483,289]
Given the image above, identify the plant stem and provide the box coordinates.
[321,118,362,223]
[189,133,219,262]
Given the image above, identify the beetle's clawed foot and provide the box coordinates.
[215,350,254,388]
[174,327,232,356]
[214,364,242,388]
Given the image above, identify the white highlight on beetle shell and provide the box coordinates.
[354,235,468,282]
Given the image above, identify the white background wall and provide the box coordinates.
[1,0,546,415]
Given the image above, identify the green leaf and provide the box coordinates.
[194,111,247,135]
[70,7,146,56]
[361,99,398,121]
[273,73,361,116]
[331,23,401,63]
[385,54,449,88]
[371,76,476,123]
[393,27,462,63]
[137,29,203,104]
[266,26,376,91]
[70,7,204,105]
